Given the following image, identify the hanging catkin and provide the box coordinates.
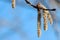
[43,10,53,24]
[37,22,41,37]
[12,0,15,8]
[37,9,41,37]
[47,13,53,24]
[43,10,48,31]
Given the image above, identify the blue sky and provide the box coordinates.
[0,0,59,40]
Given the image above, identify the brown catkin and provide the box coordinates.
[37,9,41,37]
[47,13,53,24]
[12,0,15,8]
[37,22,41,37]
[43,11,48,31]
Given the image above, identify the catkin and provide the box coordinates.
[37,21,41,37]
[43,11,48,31]
[47,13,53,24]
[37,9,41,37]
[12,0,15,8]
[43,10,53,24]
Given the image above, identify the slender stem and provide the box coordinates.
[25,0,37,8]
[39,8,56,11]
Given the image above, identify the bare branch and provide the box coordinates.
[25,0,37,8]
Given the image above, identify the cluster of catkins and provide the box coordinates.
[12,0,15,8]
[36,2,54,37]
[38,10,53,37]
[43,10,53,31]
